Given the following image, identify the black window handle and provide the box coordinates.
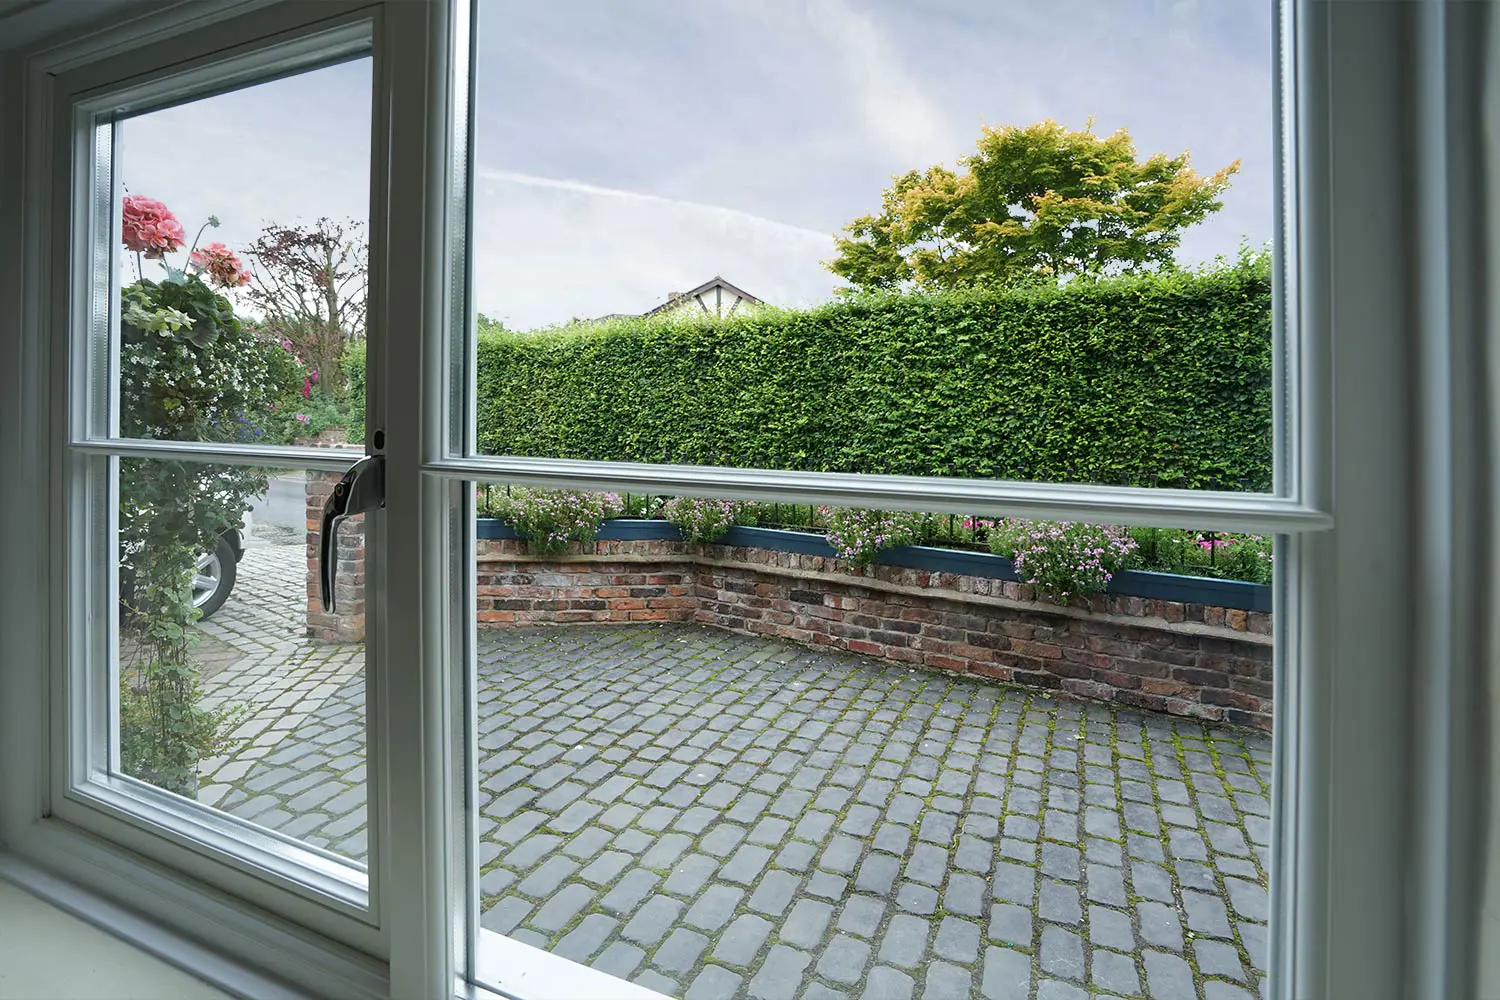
[320,455,384,612]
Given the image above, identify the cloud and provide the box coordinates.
[470,168,839,329]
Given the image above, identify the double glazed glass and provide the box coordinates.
[77,51,376,876]
[454,2,1292,998]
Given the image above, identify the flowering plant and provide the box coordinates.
[662,496,750,544]
[189,241,252,288]
[1131,528,1273,584]
[819,506,924,568]
[989,519,1138,603]
[122,195,186,258]
[491,488,625,554]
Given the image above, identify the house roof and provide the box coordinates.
[642,275,762,317]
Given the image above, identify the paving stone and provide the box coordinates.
[819,835,864,876]
[713,913,773,967]
[531,883,593,932]
[622,895,684,945]
[1039,879,1082,926]
[1039,924,1084,981]
[1203,982,1258,1000]
[1137,900,1185,952]
[654,927,710,973]
[1034,978,1089,1000]
[1091,949,1141,995]
[932,916,981,964]
[877,913,930,969]
[815,933,871,985]
[555,913,618,962]
[895,881,938,915]
[991,860,1036,905]
[722,844,774,884]
[1130,860,1176,903]
[865,965,916,1000]
[684,965,742,1000]
[749,869,800,917]
[518,856,579,899]
[591,940,645,979]
[1196,937,1248,980]
[920,962,972,1000]
[904,844,948,887]
[942,872,986,918]
[1225,876,1269,920]
[1142,948,1198,1000]
[746,944,811,1000]
[987,902,1032,948]
[833,895,886,941]
[780,898,834,949]
[685,884,744,932]
[854,853,900,896]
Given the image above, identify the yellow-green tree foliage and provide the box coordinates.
[828,119,1239,290]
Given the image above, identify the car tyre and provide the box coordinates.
[192,534,239,620]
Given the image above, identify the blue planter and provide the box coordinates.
[474,518,1271,612]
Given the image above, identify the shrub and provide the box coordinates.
[989,519,1138,603]
[117,199,268,796]
[661,496,750,544]
[489,488,624,554]
[476,254,1272,491]
[819,507,925,568]
[1131,527,1273,584]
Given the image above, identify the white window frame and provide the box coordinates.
[0,2,1488,999]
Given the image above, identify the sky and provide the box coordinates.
[120,0,1274,332]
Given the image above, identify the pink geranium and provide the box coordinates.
[121,195,186,258]
[188,241,252,289]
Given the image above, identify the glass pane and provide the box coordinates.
[111,58,372,449]
[464,485,1274,996]
[115,459,368,863]
[467,2,1277,492]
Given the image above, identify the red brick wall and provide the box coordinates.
[306,469,366,642]
[476,538,1274,730]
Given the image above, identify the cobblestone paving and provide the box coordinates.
[198,546,1272,999]
[195,542,367,858]
[475,625,1271,1000]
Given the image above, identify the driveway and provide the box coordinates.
[197,544,1271,1000]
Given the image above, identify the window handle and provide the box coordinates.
[319,455,384,612]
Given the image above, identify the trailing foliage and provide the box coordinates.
[477,255,1272,491]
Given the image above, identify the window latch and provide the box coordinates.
[319,454,384,612]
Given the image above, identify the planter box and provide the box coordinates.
[472,519,1274,730]
[475,518,1271,612]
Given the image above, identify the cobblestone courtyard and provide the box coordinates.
[197,545,1271,1000]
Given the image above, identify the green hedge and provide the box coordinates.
[476,256,1273,490]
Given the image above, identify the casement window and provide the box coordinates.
[0,3,1489,999]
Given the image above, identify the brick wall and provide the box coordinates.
[476,538,1274,730]
[305,469,366,642]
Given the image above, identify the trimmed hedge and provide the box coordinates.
[476,256,1272,490]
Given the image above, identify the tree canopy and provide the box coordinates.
[827,119,1239,291]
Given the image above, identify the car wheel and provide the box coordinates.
[192,534,239,620]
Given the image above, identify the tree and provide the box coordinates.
[827,119,1239,291]
[246,219,368,400]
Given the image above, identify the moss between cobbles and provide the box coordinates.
[475,623,1270,996]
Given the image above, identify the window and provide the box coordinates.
[0,3,1486,1000]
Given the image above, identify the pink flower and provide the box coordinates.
[188,241,251,288]
[301,378,312,398]
[121,195,186,258]
[294,413,310,425]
